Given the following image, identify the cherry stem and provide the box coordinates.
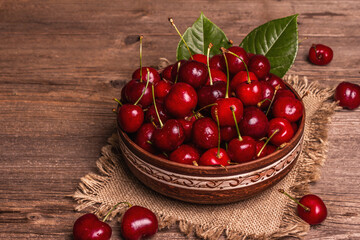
[207,43,213,86]
[134,68,150,106]
[102,201,132,222]
[193,161,198,166]
[214,108,221,158]
[113,98,123,106]
[139,35,143,82]
[228,39,234,46]
[265,85,280,116]
[223,48,251,84]
[174,61,181,84]
[112,108,117,114]
[220,48,230,98]
[151,83,163,128]
[231,106,242,141]
[278,189,310,212]
[194,103,217,116]
[168,18,193,60]
[257,129,279,157]
[146,140,152,145]
[257,98,271,108]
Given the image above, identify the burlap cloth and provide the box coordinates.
[73,75,337,239]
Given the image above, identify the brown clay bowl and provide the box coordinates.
[117,82,305,204]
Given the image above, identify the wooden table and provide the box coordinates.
[1,0,359,239]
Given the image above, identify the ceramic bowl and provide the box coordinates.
[117,82,305,204]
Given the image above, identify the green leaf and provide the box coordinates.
[240,14,298,78]
[177,13,231,61]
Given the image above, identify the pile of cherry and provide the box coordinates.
[117,43,304,166]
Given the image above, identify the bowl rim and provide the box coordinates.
[117,81,305,176]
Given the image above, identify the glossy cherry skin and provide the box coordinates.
[192,53,207,65]
[169,144,200,165]
[275,89,295,101]
[117,104,144,133]
[227,136,257,163]
[124,79,153,108]
[255,140,277,159]
[197,81,226,109]
[152,119,185,152]
[248,54,271,79]
[192,117,218,149]
[239,106,269,139]
[154,80,172,101]
[211,98,244,127]
[223,46,249,75]
[199,148,230,166]
[235,80,262,106]
[178,60,208,89]
[334,81,360,109]
[230,71,258,92]
[177,114,197,143]
[73,213,112,240]
[145,102,170,126]
[132,67,161,84]
[121,206,158,240]
[262,73,286,89]
[272,96,304,122]
[209,54,225,72]
[135,123,156,154]
[205,69,227,85]
[298,194,327,225]
[220,126,237,142]
[268,118,294,146]
[161,64,173,81]
[164,82,198,118]
[308,44,333,66]
[170,60,187,82]
[258,81,275,110]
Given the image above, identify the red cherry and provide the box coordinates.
[262,73,286,89]
[192,53,207,65]
[161,64,173,81]
[239,106,269,139]
[275,89,295,101]
[124,79,153,108]
[211,98,243,127]
[334,81,360,109]
[247,52,255,58]
[170,60,187,82]
[73,213,112,240]
[298,194,328,225]
[272,96,304,122]
[177,114,197,142]
[169,144,200,165]
[255,140,277,159]
[248,54,271,79]
[154,80,172,101]
[205,69,227,85]
[235,80,262,106]
[209,54,225,72]
[121,206,158,240]
[268,118,294,146]
[197,81,226,109]
[308,44,333,66]
[291,122,298,133]
[220,126,237,142]
[145,102,170,126]
[258,81,275,110]
[178,60,209,89]
[223,46,249,75]
[230,71,258,92]
[117,104,144,133]
[134,123,156,154]
[228,136,257,163]
[132,67,161,84]
[152,119,185,152]
[192,117,218,149]
[164,82,198,118]
[199,148,230,166]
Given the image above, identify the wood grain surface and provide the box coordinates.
[0,0,359,239]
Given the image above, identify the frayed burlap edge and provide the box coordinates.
[73,74,338,240]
